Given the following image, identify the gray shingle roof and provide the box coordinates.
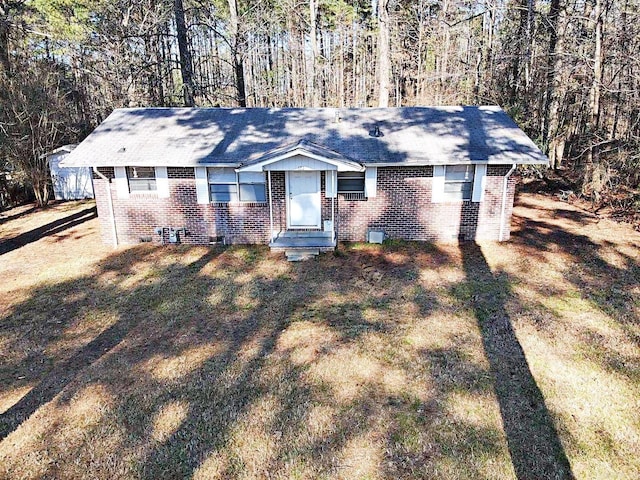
[60,106,548,168]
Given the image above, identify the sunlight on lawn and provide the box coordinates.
[140,344,224,381]
[1,197,639,479]
[151,400,189,443]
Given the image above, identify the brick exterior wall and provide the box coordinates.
[337,166,516,242]
[93,165,517,245]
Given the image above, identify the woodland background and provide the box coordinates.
[0,0,638,225]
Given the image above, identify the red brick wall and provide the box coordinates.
[93,165,516,245]
[337,166,516,242]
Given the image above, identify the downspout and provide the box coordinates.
[331,171,335,242]
[268,170,274,242]
[499,164,517,242]
[92,166,118,247]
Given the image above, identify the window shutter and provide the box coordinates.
[325,170,337,198]
[472,164,487,202]
[195,167,209,204]
[114,166,129,199]
[364,167,377,198]
[432,165,445,203]
[156,166,170,198]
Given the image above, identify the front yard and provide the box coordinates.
[0,193,638,479]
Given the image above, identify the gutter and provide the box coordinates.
[92,166,118,247]
[499,164,517,242]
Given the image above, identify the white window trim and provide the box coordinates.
[114,166,129,199]
[195,167,209,204]
[431,165,445,203]
[325,170,337,198]
[433,164,486,203]
[126,166,158,195]
[365,167,377,198]
[156,166,170,198]
[207,167,266,203]
[238,172,267,203]
[442,165,475,202]
[472,164,487,202]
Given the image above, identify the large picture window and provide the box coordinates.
[207,168,266,203]
[127,166,156,192]
[337,171,365,193]
[444,165,475,201]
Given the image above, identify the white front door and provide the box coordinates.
[287,171,321,228]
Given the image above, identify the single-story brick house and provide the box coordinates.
[61,106,547,251]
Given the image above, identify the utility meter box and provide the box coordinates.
[368,230,384,244]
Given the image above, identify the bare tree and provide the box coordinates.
[174,0,195,106]
[377,0,390,107]
[228,0,246,107]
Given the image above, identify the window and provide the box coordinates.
[207,168,266,203]
[208,167,237,202]
[337,171,365,193]
[238,172,266,202]
[127,166,156,192]
[444,165,475,201]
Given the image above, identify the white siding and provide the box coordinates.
[48,152,94,200]
[263,155,337,171]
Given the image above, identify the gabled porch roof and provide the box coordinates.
[236,140,364,172]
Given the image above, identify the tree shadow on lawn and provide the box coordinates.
[0,206,97,255]
[458,241,575,480]
[137,244,438,479]
[0,239,580,479]
[0,245,223,441]
[511,197,640,376]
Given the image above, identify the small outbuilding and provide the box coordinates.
[47,144,95,201]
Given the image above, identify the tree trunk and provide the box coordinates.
[542,0,565,169]
[174,0,195,106]
[377,0,390,107]
[0,16,9,75]
[228,0,246,107]
[589,0,603,130]
[309,0,320,107]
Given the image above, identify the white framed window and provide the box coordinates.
[444,165,475,201]
[238,172,266,202]
[337,171,365,193]
[208,167,237,202]
[207,168,266,203]
[127,166,156,192]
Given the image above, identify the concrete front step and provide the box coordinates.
[274,230,333,238]
[285,248,321,261]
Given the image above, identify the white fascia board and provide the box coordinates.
[197,163,241,168]
[363,158,546,167]
[237,149,363,172]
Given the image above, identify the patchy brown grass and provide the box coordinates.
[0,195,638,479]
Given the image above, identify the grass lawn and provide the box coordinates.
[0,193,638,479]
